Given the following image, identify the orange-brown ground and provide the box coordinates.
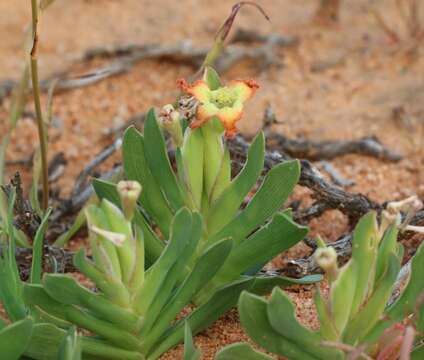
[1,0,423,359]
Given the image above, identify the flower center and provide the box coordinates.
[209,88,236,109]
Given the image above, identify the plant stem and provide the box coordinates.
[30,0,49,211]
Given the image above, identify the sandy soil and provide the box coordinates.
[1,0,423,359]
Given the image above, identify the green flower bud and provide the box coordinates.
[117,180,142,220]
[315,246,338,282]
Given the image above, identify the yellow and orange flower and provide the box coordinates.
[178,78,259,138]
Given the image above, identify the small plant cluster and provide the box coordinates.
[1,64,423,359]
[0,3,423,359]
[0,66,318,359]
[217,208,424,360]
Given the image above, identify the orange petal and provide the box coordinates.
[215,107,243,138]
[229,79,259,102]
[177,79,210,103]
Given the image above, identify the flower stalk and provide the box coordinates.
[30,0,49,211]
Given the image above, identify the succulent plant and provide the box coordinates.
[93,66,318,308]
[23,183,249,359]
[217,210,424,359]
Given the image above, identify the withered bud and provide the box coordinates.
[178,96,199,121]
[387,195,423,215]
[158,104,183,147]
[117,180,142,221]
[386,195,423,233]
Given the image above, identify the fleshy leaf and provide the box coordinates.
[216,342,274,360]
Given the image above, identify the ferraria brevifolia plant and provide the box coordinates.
[93,66,318,309]
[23,181,256,359]
[217,208,424,360]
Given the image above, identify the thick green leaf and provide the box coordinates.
[24,283,70,321]
[122,126,173,236]
[25,323,66,360]
[81,337,143,360]
[249,274,322,296]
[207,132,264,233]
[24,284,141,350]
[92,178,120,205]
[31,207,52,284]
[0,192,26,321]
[143,238,232,349]
[138,212,203,342]
[183,322,201,360]
[43,274,139,331]
[208,160,300,246]
[182,128,204,209]
[134,208,193,315]
[267,288,342,360]
[133,210,164,266]
[330,260,357,335]
[366,241,424,343]
[147,279,254,360]
[202,212,307,295]
[143,108,185,210]
[375,223,399,283]
[58,327,81,360]
[343,254,400,345]
[0,318,33,360]
[201,119,225,199]
[238,291,319,360]
[211,146,231,202]
[62,306,142,351]
[73,249,130,306]
[314,289,338,341]
[350,212,379,316]
[216,342,274,360]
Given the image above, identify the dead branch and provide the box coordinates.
[265,132,402,162]
[71,137,122,198]
[318,161,355,187]
[262,106,402,162]
[48,152,67,183]
[12,245,77,281]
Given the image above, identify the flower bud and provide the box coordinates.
[117,180,142,220]
[158,104,183,147]
[314,246,338,281]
